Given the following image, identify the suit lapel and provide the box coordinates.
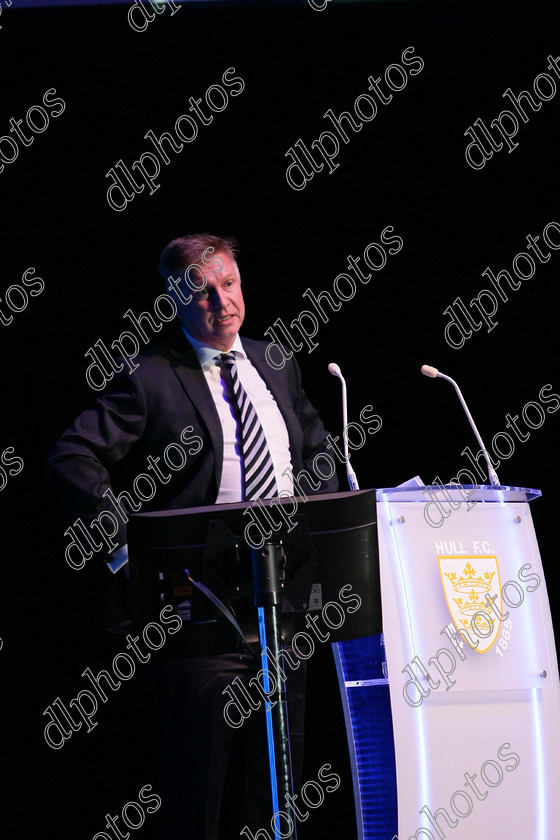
[243,338,301,453]
[167,331,224,492]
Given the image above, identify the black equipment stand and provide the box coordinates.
[253,540,295,834]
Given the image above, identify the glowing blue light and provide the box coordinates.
[381,492,430,805]
[258,606,280,817]
[531,686,547,839]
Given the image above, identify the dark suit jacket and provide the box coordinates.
[45,331,338,555]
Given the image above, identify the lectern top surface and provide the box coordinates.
[375,485,541,503]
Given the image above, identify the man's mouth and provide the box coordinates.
[216,314,234,325]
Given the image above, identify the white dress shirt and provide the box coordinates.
[184,330,294,502]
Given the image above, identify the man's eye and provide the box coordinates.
[193,288,209,300]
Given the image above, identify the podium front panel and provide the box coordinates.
[376,486,560,840]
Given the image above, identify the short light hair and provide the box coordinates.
[158,233,239,281]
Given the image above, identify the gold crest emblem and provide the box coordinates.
[438,555,502,654]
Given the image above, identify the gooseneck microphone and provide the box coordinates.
[421,364,500,486]
[328,362,360,490]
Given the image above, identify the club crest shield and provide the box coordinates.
[438,555,502,654]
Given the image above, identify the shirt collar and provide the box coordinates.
[182,329,246,368]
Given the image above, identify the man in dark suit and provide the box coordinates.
[45,233,338,839]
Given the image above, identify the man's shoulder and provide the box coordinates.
[241,336,295,370]
[141,328,190,358]
[132,329,198,373]
[240,336,301,396]
[109,330,198,392]
[239,335,268,355]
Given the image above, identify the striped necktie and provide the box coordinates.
[218,352,278,500]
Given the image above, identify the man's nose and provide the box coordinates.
[210,288,227,309]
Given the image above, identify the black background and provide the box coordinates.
[1,1,559,836]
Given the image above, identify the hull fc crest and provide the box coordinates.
[438,555,502,654]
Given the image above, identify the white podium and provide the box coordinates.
[376,485,560,840]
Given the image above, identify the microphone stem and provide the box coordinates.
[438,372,500,486]
[339,373,359,490]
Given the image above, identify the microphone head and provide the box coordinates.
[421,364,439,378]
[328,362,342,377]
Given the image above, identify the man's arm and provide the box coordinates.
[44,371,148,557]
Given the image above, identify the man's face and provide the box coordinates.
[176,252,245,351]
